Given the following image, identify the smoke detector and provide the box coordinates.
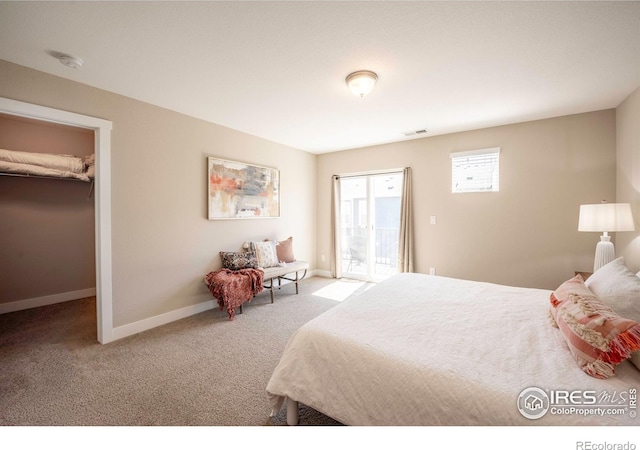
[58,54,84,69]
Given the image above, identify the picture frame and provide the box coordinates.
[207,157,280,220]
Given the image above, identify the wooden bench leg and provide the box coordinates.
[264,269,307,304]
[270,281,274,303]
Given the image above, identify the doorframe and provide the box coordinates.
[0,97,114,344]
[338,169,403,282]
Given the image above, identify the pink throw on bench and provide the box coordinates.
[205,268,264,320]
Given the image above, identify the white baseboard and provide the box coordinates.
[313,269,332,278]
[112,297,216,342]
[1,271,334,342]
[0,288,97,314]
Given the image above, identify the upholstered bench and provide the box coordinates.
[204,260,309,318]
[261,261,309,303]
[208,237,309,316]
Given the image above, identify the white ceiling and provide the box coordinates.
[1,1,639,154]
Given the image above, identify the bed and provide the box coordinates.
[266,271,640,426]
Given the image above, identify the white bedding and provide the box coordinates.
[266,273,640,425]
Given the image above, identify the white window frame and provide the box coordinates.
[450,147,500,193]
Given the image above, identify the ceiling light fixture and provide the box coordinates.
[403,129,428,137]
[58,54,84,69]
[345,70,378,98]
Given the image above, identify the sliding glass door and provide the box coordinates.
[339,172,403,281]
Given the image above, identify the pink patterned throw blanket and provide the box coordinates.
[205,268,264,320]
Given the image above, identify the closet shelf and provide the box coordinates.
[0,148,95,198]
[1,172,95,198]
[0,171,91,182]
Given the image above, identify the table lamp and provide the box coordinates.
[578,202,635,272]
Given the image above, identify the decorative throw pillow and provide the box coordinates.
[585,257,640,320]
[549,275,640,379]
[550,275,590,307]
[585,257,640,371]
[250,241,279,268]
[219,251,258,270]
[275,236,295,263]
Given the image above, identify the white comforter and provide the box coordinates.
[266,273,640,425]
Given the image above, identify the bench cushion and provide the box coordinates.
[261,261,309,279]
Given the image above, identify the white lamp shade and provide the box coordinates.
[578,202,635,272]
[346,71,378,97]
[578,203,635,232]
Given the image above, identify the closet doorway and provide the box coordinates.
[0,97,113,344]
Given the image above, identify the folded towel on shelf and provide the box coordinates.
[84,153,95,168]
[0,148,85,174]
[0,160,90,182]
[85,153,95,179]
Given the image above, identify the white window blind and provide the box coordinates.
[450,147,500,193]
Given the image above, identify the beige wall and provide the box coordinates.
[616,86,640,272]
[0,114,95,302]
[317,110,616,290]
[0,57,625,332]
[0,60,316,327]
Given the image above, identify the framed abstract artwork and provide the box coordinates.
[207,157,280,220]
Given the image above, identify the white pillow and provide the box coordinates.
[250,240,279,268]
[585,257,640,370]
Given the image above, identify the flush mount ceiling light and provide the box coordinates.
[403,129,428,137]
[345,70,378,98]
[58,54,84,69]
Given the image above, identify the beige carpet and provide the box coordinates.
[0,276,365,426]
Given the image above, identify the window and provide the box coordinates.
[450,147,500,193]
[338,171,404,281]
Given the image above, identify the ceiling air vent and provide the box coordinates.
[403,129,428,137]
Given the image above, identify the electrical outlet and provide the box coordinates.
[429,267,436,275]
[321,254,326,262]
[430,215,437,225]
